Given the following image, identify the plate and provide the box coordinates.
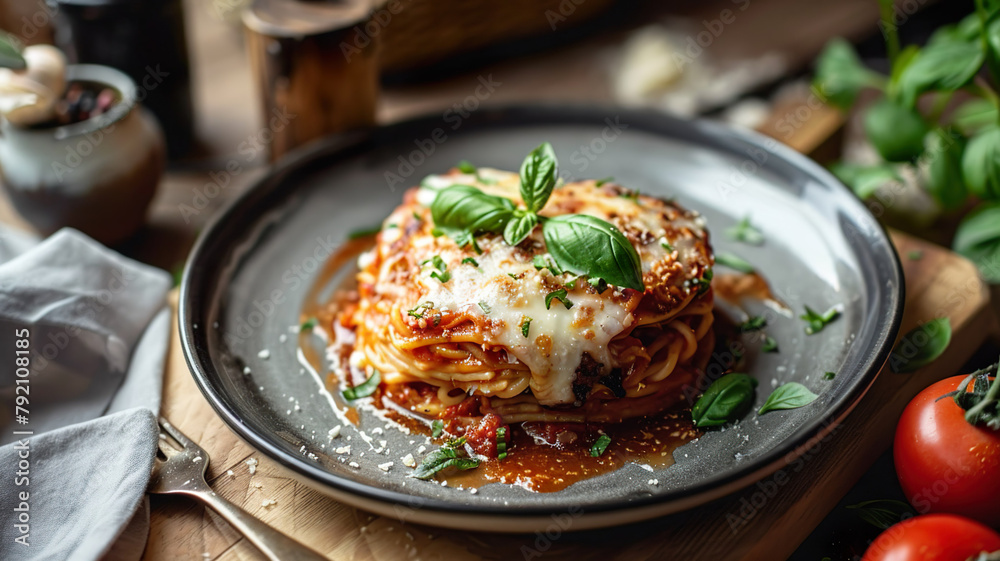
[179,105,904,531]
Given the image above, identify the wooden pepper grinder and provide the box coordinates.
[243,0,379,162]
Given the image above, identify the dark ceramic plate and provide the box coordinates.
[179,105,904,531]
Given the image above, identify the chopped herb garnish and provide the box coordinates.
[387,223,398,229]
[521,317,532,337]
[715,252,755,273]
[431,420,444,438]
[739,316,767,332]
[762,336,779,353]
[496,427,508,460]
[590,434,611,457]
[300,317,318,331]
[694,268,714,295]
[544,289,574,310]
[588,276,609,293]
[341,369,381,401]
[423,255,451,283]
[432,312,442,327]
[907,250,923,261]
[824,371,836,380]
[457,160,477,174]
[508,272,520,280]
[565,278,577,289]
[407,301,434,318]
[532,254,565,275]
[478,301,492,314]
[412,211,422,221]
[801,305,840,335]
[410,443,479,480]
[595,177,614,186]
[462,257,479,267]
[618,190,641,204]
[661,241,675,252]
[726,216,764,245]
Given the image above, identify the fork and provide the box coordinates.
[150,417,329,561]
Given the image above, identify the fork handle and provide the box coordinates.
[190,489,329,561]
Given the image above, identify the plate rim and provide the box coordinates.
[179,103,905,527]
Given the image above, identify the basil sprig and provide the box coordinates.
[430,143,645,291]
[691,373,758,428]
[758,382,818,414]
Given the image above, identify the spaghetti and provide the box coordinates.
[330,167,714,450]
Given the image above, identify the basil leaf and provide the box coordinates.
[885,45,920,102]
[953,99,998,136]
[725,216,764,245]
[692,373,757,428]
[300,317,318,331]
[462,257,479,267]
[431,185,515,234]
[520,317,532,337]
[410,447,479,480]
[715,252,755,273]
[431,419,444,438]
[762,336,779,353]
[830,162,902,199]
[342,370,381,400]
[812,38,883,109]
[542,214,644,291]
[590,434,611,457]
[588,276,609,293]
[519,142,558,213]
[925,129,968,210]
[758,382,818,414]
[824,371,836,380]
[801,305,840,335]
[504,211,539,246]
[864,98,929,162]
[544,289,573,310]
[898,37,984,108]
[889,317,951,373]
[954,202,1000,282]
[0,32,26,70]
[962,127,1000,201]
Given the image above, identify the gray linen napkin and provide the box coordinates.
[0,228,171,560]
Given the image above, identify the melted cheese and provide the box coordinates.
[357,169,712,406]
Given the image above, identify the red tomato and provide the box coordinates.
[893,375,1000,526]
[862,514,1000,561]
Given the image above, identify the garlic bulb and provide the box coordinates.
[0,45,67,126]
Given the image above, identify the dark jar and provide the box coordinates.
[0,64,165,245]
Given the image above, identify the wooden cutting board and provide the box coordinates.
[143,227,996,561]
